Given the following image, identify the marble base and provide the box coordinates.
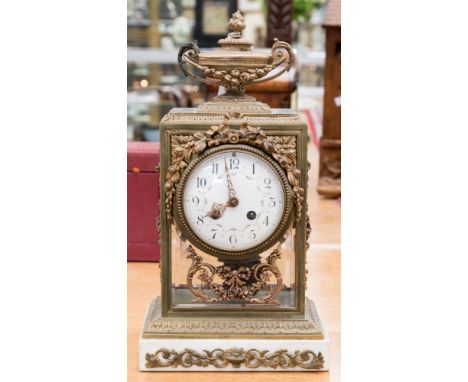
[139,297,329,371]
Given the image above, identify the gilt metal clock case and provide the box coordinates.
[159,117,309,318]
[140,10,329,373]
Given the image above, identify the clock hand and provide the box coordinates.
[223,158,239,207]
[206,158,240,219]
[205,202,226,220]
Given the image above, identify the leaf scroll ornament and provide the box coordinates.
[186,245,283,304]
[145,347,325,369]
[164,132,206,221]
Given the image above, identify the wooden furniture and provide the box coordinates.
[318,0,341,197]
[266,0,293,46]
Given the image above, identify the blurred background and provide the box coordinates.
[127,0,326,143]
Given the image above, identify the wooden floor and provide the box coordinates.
[127,141,341,381]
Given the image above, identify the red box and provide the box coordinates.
[127,141,160,262]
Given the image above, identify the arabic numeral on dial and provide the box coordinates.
[196,177,207,188]
[263,177,272,189]
[262,216,269,226]
[229,234,237,244]
[211,229,217,239]
[229,158,239,170]
[212,162,218,174]
[249,230,256,239]
[252,163,255,174]
[268,197,276,207]
[192,196,200,206]
[197,216,204,225]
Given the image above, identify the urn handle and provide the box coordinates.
[245,38,295,88]
[177,41,222,87]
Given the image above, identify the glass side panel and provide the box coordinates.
[170,223,296,310]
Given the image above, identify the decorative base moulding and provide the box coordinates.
[139,298,329,372]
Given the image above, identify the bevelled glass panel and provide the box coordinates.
[170,223,296,310]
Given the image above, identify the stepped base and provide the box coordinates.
[139,297,329,371]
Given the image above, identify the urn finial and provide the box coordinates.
[218,10,253,51]
[228,10,245,34]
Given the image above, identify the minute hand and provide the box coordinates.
[224,158,239,207]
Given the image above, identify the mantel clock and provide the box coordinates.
[139,10,329,372]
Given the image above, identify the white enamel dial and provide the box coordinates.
[182,147,286,252]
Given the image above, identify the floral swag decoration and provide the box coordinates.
[165,120,303,222]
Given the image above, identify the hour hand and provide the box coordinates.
[205,202,226,219]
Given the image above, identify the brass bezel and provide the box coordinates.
[174,144,293,261]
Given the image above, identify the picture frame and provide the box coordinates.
[194,0,238,47]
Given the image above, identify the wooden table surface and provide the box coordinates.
[128,142,341,382]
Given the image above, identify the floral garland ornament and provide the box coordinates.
[145,347,325,370]
[165,120,303,222]
[186,245,283,304]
